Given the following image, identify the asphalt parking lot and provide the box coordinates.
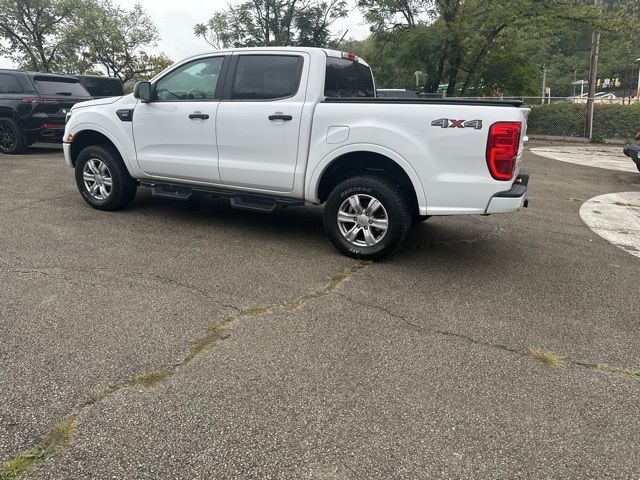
[1,142,639,479]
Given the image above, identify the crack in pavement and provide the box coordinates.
[0,260,371,479]
[334,292,639,380]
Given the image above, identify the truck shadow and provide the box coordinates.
[129,190,507,264]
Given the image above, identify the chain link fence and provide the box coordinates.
[451,96,640,141]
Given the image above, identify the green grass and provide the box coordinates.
[598,364,640,379]
[243,306,272,316]
[0,418,78,480]
[131,368,174,388]
[530,348,565,367]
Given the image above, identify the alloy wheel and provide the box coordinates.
[0,121,17,152]
[337,194,389,247]
[83,159,113,200]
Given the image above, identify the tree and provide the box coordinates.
[357,0,615,96]
[0,0,80,72]
[357,0,431,33]
[194,0,348,49]
[0,0,171,83]
[69,1,172,83]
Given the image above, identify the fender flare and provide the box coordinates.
[68,122,138,175]
[306,143,427,215]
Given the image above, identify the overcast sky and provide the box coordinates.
[0,0,369,69]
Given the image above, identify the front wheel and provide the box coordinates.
[323,175,412,260]
[74,145,137,211]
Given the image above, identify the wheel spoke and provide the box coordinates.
[337,211,355,223]
[102,177,112,186]
[99,185,109,198]
[83,172,95,182]
[348,195,363,213]
[98,162,108,175]
[369,218,388,230]
[90,184,99,196]
[363,228,377,246]
[87,160,99,174]
[366,199,381,216]
[346,225,362,242]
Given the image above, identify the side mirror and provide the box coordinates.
[133,81,152,102]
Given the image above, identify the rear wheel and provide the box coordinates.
[323,174,412,259]
[0,117,27,154]
[74,145,137,211]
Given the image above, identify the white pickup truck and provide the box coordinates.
[63,47,530,259]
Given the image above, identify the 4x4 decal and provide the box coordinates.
[431,118,483,130]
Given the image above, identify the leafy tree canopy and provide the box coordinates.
[194,0,348,48]
[0,0,173,84]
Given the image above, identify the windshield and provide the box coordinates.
[34,77,92,97]
[324,57,375,98]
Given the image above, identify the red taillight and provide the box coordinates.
[22,96,59,104]
[486,121,522,181]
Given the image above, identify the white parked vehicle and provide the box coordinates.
[63,47,530,259]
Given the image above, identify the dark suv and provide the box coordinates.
[0,69,92,154]
[74,75,124,99]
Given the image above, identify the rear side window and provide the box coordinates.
[0,73,23,93]
[79,77,123,97]
[231,55,303,100]
[324,58,374,98]
[34,77,91,97]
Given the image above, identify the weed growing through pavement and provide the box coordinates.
[530,348,565,367]
[0,418,78,480]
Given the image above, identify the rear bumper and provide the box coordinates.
[485,170,529,214]
[24,124,66,144]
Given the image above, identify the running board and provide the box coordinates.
[141,181,304,212]
[151,185,192,200]
[230,197,276,212]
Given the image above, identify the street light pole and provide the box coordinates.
[636,58,640,101]
[541,64,547,105]
[586,0,602,139]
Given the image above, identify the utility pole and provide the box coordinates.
[541,64,547,105]
[586,0,602,139]
[636,58,640,101]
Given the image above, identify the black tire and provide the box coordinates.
[74,144,137,211]
[323,174,412,260]
[0,117,27,154]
